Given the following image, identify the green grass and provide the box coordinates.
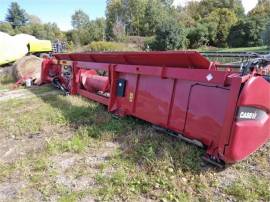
[47,133,90,154]
[58,192,79,202]
[0,74,16,90]
[0,84,269,201]
[197,46,270,64]
[225,176,270,201]
[72,41,141,53]
[0,163,16,182]
[0,46,268,201]
[198,45,269,52]
[218,46,269,52]
[93,160,192,201]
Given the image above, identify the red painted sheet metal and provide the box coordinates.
[115,64,229,85]
[41,59,61,83]
[238,77,270,111]
[53,51,210,69]
[184,85,230,146]
[75,61,110,71]
[78,89,109,106]
[223,76,270,163]
[80,71,108,93]
[41,51,270,165]
[216,78,242,158]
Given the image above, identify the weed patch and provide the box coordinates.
[225,176,270,201]
[0,85,269,201]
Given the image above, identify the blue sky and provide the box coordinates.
[0,0,107,31]
[0,0,257,31]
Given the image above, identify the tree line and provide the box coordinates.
[0,0,269,51]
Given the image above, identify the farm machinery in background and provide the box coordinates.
[37,51,270,167]
[0,32,53,66]
[0,31,67,85]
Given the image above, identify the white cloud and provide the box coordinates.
[173,0,258,13]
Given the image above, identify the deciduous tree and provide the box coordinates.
[152,16,188,50]
[205,8,237,47]
[228,17,265,47]
[199,0,244,18]
[71,10,90,29]
[248,0,270,19]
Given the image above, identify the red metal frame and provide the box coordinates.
[40,51,270,164]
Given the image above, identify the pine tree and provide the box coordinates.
[5,2,28,28]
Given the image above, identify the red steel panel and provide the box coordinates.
[54,51,210,69]
[238,77,270,110]
[41,51,270,164]
[115,64,229,85]
[168,80,193,132]
[110,73,137,115]
[76,61,110,71]
[184,85,230,146]
[133,75,174,126]
[78,89,109,106]
[224,77,270,163]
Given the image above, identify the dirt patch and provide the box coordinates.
[0,172,44,202]
[0,134,45,164]
[50,141,119,193]
[0,181,27,201]
[0,137,119,201]
[0,125,74,164]
[79,195,96,202]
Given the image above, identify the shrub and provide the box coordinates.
[151,16,188,50]
[86,41,140,52]
[0,22,15,35]
[125,36,146,49]
[228,17,266,47]
[143,36,155,50]
[187,23,209,49]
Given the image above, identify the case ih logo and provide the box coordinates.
[239,111,257,120]
[237,107,267,121]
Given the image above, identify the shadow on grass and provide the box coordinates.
[27,86,209,174]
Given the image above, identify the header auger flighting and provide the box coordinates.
[40,51,270,168]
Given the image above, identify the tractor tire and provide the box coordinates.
[13,55,43,85]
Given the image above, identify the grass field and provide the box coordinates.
[0,74,269,201]
[198,45,269,52]
[218,46,269,52]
